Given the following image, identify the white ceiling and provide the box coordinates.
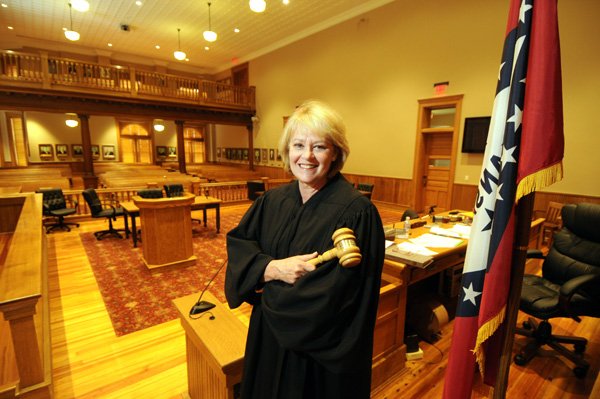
[0,0,395,75]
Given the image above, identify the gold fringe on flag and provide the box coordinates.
[473,306,506,376]
[516,161,563,203]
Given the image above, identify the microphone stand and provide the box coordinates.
[189,258,227,318]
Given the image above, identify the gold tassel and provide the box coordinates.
[474,307,506,376]
[516,162,563,202]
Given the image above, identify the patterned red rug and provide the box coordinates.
[81,205,250,336]
[81,202,404,336]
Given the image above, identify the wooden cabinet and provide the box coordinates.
[412,95,463,212]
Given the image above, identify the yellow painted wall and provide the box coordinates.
[248,0,600,196]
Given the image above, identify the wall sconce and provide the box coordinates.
[65,113,79,127]
[153,119,165,132]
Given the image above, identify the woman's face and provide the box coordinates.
[288,129,336,190]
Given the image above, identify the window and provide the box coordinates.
[183,125,205,163]
[118,121,152,163]
[1,112,28,167]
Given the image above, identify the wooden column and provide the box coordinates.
[78,113,98,188]
[247,123,254,171]
[175,120,187,174]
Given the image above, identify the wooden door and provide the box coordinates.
[413,95,463,213]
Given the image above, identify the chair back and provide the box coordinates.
[545,201,563,225]
[164,184,184,197]
[137,188,163,198]
[543,203,600,307]
[401,209,420,220]
[247,180,265,201]
[82,188,104,216]
[37,188,67,212]
[357,183,374,193]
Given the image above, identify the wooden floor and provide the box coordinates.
[45,203,599,398]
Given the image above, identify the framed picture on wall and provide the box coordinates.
[261,148,268,163]
[168,146,177,157]
[91,145,100,159]
[216,147,221,158]
[243,149,249,161]
[71,144,83,157]
[269,148,275,161]
[156,146,167,158]
[39,144,53,159]
[55,144,69,158]
[102,145,115,159]
[254,148,261,163]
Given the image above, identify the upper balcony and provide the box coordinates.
[0,50,255,113]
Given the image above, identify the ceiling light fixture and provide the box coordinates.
[153,119,165,132]
[249,0,266,13]
[203,2,217,42]
[64,3,80,41]
[65,113,79,127]
[70,0,89,12]
[173,28,186,60]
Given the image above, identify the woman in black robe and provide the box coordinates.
[226,100,385,399]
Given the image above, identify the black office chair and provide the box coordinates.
[164,184,184,197]
[247,180,265,201]
[514,203,600,378]
[137,188,163,198]
[82,188,125,240]
[37,188,79,233]
[357,183,374,199]
[401,208,420,220]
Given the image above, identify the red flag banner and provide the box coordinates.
[443,0,563,398]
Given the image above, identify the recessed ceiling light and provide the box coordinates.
[136,1,143,6]
[283,0,290,4]
[8,26,14,30]
[234,28,240,33]
[1,4,8,8]
[204,46,210,50]
[185,58,189,62]
[155,45,160,49]
[107,43,113,47]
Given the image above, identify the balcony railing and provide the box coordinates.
[0,50,255,110]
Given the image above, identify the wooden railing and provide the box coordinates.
[0,50,255,109]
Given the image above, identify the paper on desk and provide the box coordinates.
[410,233,464,248]
[430,225,471,239]
[395,241,438,256]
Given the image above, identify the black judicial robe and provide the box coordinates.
[225,173,385,399]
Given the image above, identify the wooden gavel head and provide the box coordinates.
[331,227,362,267]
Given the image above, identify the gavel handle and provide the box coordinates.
[307,248,338,266]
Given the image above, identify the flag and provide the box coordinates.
[443,0,564,398]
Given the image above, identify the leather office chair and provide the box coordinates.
[82,188,124,240]
[247,180,265,201]
[401,208,420,220]
[137,188,163,198]
[514,202,600,378]
[537,201,564,249]
[37,188,79,233]
[357,183,374,199]
[164,184,184,197]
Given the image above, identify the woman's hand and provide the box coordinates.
[263,252,318,285]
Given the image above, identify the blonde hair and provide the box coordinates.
[278,100,350,177]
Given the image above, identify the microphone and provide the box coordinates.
[189,258,227,318]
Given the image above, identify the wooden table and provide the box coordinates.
[120,195,222,248]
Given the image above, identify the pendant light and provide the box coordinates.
[203,2,217,42]
[65,113,79,127]
[153,119,165,132]
[249,0,266,13]
[64,3,80,41]
[70,0,89,12]
[173,28,187,60]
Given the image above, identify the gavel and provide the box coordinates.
[307,227,362,268]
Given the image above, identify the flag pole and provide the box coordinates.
[491,192,535,398]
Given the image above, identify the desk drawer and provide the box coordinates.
[409,251,465,285]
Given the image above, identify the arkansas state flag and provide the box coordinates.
[443,1,564,398]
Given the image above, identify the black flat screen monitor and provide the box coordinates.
[462,116,490,153]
